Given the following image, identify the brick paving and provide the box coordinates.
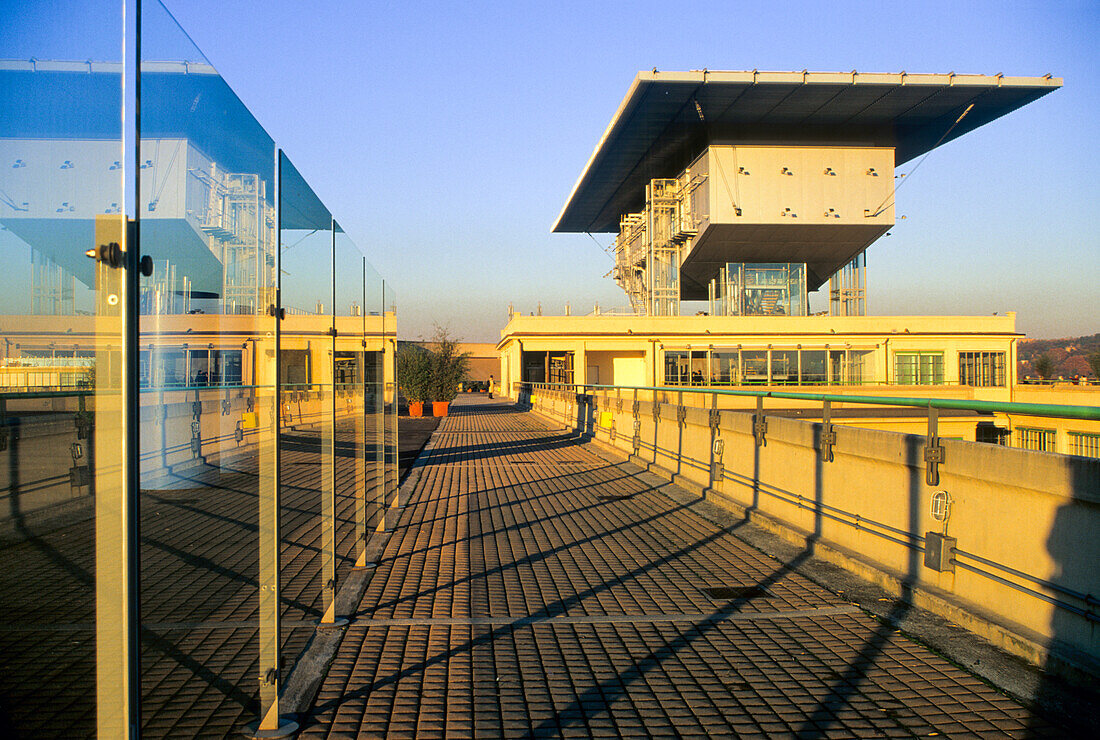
[0,410,432,738]
[300,396,1068,739]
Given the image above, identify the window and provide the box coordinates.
[1070,432,1100,458]
[710,352,739,386]
[770,350,799,385]
[664,351,689,385]
[959,351,1006,387]
[801,350,827,385]
[895,352,943,385]
[1016,427,1056,452]
[975,423,1008,445]
[741,351,768,384]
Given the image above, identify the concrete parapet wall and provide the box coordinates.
[524,386,1100,680]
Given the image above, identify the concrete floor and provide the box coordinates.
[297,397,1076,738]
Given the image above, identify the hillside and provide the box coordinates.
[1017,333,1100,380]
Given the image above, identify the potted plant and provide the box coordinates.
[396,344,431,417]
[427,327,470,417]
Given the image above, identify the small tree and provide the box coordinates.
[1088,351,1100,380]
[396,344,431,403]
[1033,353,1055,380]
[427,326,471,402]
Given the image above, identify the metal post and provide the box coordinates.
[93,213,137,737]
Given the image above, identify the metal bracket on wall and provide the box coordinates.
[652,401,661,422]
[820,399,836,463]
[710,436,725,484]
[752,396,767,447]
[632,418,641,454]
[924,405,945,486]
[616,397,623,413]
[676,405,687,425]
[708,408,721,429]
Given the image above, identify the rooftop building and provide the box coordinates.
[497,70,1096,451]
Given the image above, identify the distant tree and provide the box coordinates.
[427,326,471,402]
[1033,354,1055,380]
[1088,352,1100,379]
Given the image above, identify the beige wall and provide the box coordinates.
[498,313,1020,438]
[706,145,895,226]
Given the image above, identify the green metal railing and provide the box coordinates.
[521,382,1100,421]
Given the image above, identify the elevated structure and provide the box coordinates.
[499,69,1074,449]
[552,70,1061,315]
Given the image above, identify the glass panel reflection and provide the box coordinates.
[138,1,275,735]
[0,2,124,736]
[278,152,334,676]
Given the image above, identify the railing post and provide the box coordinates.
[753,395,768,447]
[820,399,836,463]
[632,388,641,455]
[924,404,945,486]
[709,392,724,485]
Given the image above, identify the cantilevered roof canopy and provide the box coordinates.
[554,70,1061,234]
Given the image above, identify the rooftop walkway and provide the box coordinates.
[297,396,1068,738]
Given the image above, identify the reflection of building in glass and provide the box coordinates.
[0,60,280,320]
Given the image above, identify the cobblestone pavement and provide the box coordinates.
[0,411,432,738]
[300,398,1068,739]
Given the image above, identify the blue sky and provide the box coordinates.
[24,0,1100,342]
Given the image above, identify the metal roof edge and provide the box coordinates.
[552,71,648,233]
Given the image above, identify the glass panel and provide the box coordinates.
[362,259,385,557]
[729,263,808,316]
[711,351,739,386]
[663,351,688,385]
[278,153,334,674]
[383,283,398,520]
[689,351,708,386]
[742,351,768,384]
[770,350,799,385]
[801,350,827,385]
[0,3,125,736]
[333,226,364,582]
[138,2,277,735]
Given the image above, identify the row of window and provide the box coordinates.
[662,348,1009,387]
[893,351,1006,387]
[663,348,873,387]
[1014,428,1100,458]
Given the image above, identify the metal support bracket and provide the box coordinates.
[924,405,945,486]
[652,402,661,422]
[819,399,836,463]
[708,408,721,429]
[752,396,767,447]
[632,418,641,454]
[676,405,687,425]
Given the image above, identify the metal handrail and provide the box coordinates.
[521,381,1100,421]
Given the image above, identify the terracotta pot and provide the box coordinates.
[408,401,424,418]
[432,401,449,417]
